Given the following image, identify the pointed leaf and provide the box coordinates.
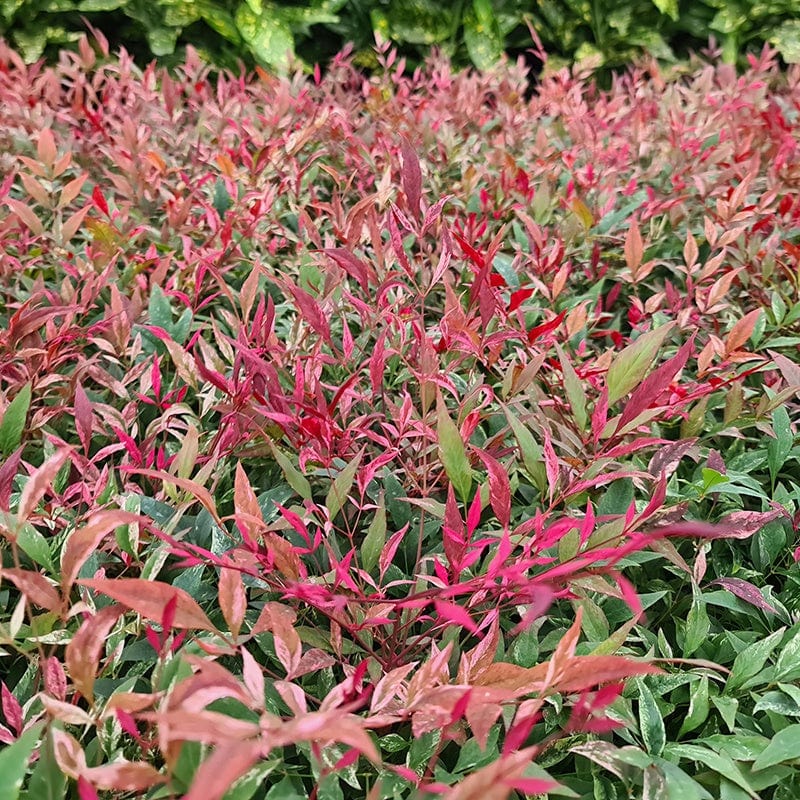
[0,723,44,799]
[65,606,123,705]
[78,578,218,632]
[325,450,362,521]
[437,399,472,502]
[0,383,31,457]
[607,323,675,404]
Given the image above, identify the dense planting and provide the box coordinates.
[1,32,800,799]
[2,0,800,74]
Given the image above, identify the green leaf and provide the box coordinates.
[650,0,679,20]
[556,344,587,430]
[269,443,311,500]
[775,627,800,681]
[213,178,233,219]
[606,322,674,404]
[678,675,709,737]
[711,695,739,732]
[265,777,304,800]
[325,451,362,521]
[360,498,386,573]
[222,761,279,800]
[683,585,710,657]
[597,479,634,517]
[146,26,178,57]
[637,678,665,757]
[379,734,407,754]
[655,758,713,800]
[0,382,31,456]
[23,727,66,800]
[0,722,43,800]
[726,628,785,693]
[704,733,770,762]
[463,0,503,71]
[768,405,793,482]
[667,744,756,796]
[503,409,545,490]
[148,284,174,332]
[491,253,519,290]
[437,399,472,502]
[753,725,800,771]
[235,3,294,70]
[16,522,54,571]
[78,0,125,10]
[771,20,800,63]
[753,690,800,716]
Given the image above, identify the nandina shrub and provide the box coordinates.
[0,34,798,799]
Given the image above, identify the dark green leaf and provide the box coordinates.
[0,383,31,457]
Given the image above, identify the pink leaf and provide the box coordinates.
[380,525,408,580]
[711,578,779,615]
[434,600,478,634]
[474,449,511,528]
[542,428,559,501]
[73,382,93,455]
[1,683,23,735]
[78,578,218,632]
[323,248,374,292]
[44,657,67,701]
[18,448,70,521]
[182,741,262,800]
[286,283,331,345]
[400,137,422,219]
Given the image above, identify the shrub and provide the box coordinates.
[1,0,800,73]
[0,34,799,798]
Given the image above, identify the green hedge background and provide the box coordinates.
[1,0,800,76]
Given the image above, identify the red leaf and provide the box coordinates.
[624,216,643,272]
[508,288,534,312]
[78,578,218,632]
[123,468,222,525]
[91,185,109,216]
[82,761,166,792]
[77,777,99,800]
[466,488,482,536]
[617,338,694,431]
[380,525,409,580]
[0,448,23,512]
[286,283,331,345]
[527,309,567,344]
[452,231,485,269]
[653,509,782,540]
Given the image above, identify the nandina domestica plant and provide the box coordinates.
[0,31,798,799]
